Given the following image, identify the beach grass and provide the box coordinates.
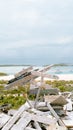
[0,72,7,76]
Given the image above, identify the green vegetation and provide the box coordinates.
[0,83,30,109]
[46,80,73,92]
[0,72,8,76]
[53,63,69,66]
[0,80,8,84]
[0,79,73,109]
[0,95,26,109]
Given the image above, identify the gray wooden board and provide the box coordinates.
[11,112,32,130]
[2,102,30,130]
[21,110,55,125]
[32,114,56,125]
[15,66,33,78]
[31,71,58,79]
[0,113,10,129]
[47,103,66,128]
[6,74,33,88]
[62,119,73,128]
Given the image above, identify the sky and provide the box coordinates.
[0,0,73,65]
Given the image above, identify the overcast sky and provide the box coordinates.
[0,0,73,65]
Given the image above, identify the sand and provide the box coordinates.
[0,74,73,81]
[56,74,73,81]
[36,74,73,81]
[0,75,14,81]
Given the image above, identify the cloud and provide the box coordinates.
[0,0,73,64]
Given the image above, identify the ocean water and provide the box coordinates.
[48,66,73,75]
[0,65,73,75]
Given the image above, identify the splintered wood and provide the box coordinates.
[1,66,73,130]
[0,102,53,130]
[0,101,69,130]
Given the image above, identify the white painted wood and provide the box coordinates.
[34,75,44,108]
[8,109,17,116]
[2,102,30,130]
[47,102,66,127]
[11,112,32,130]
[32,114,56,125]
[37,102,46,108]
[31,108,50,116]
[62,119,73,128]
[0,113,10,129]
[64,99,72,111]
[26,98,33,108]
[34,86,41,108]
[31,71,58,79]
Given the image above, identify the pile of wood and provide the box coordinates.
[0,101,68,130]
[3,66,73,129]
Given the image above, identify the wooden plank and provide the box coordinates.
[40,64,54,72]
[26,98,33,108]
[30,108,50,116]
[32,114,56,125]
[62,119,73,128]
[8,109,17,116]
[34,75,44,108]
[31,71,58,79]
[34,86,41,108]
[0,113,10,129]
[2,102,30,130]
[64,99,72,111]
[11,112,32,130]
[47,103,67,128]
[15,66,33,78]
[6,74,34,89]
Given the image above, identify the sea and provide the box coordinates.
[0,65,73,75]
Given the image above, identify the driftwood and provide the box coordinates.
[0,113,10,129]
[14,66,33,78]
[1,65,71,130]
[62,119,73,128]
[6,74,34,89]
[2,102,30,130]
[32,114,56,125]
[46,103,67,128]
[11,112,32,130]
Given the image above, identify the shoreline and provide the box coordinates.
[0,75,14,81]
[56,74,73,81]
[36,74,73,81]
[0,74,73,81]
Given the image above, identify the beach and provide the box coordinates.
[35,74,73,81]
[56,74,73,81]
[0,75,14,81]
[0,74,73,81]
